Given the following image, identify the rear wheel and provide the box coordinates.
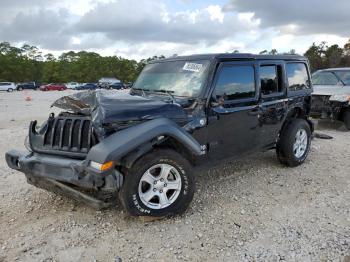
[343,108,350,130]
[277,119,311,167]
[17,87,23,91]
[7,88,13,92]
[119,149,195,217]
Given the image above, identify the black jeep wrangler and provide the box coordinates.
[6,54,313,217]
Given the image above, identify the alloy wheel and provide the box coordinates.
[293,129,308,158]
[138,163,182,209]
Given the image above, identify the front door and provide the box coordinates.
[205,61,261,161]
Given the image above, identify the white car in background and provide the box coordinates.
[311,68,350,129]
[0,82,16,92]
[66,82,80,89]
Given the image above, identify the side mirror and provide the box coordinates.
[210,96,225,107]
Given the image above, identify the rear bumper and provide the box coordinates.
[5,150,122,191]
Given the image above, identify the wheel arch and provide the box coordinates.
[86,118,205,166]
[280,106,314,135]
[119,136,197,170]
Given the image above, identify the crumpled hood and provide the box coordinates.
[51,90,188,126]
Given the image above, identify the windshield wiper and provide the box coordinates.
[132,87,150,97]
[152,89,175,94]
[152,89,176,103]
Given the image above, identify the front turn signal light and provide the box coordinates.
[90,161,114,171]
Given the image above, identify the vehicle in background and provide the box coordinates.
[75,83,97,90]
[66,82,80,89]
[311,68,350,130]
[109,82,125,90]
[40,83,67,91]
[16,82,41,91]
[0,82,16,92]
[98,77,121,89]
[124,82,133,89]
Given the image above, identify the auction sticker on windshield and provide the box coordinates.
[183,62,203,72]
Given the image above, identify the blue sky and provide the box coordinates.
[0,0,349,60]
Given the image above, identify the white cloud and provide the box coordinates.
[206,5,224,23]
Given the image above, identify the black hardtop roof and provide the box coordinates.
[153,53,307,63]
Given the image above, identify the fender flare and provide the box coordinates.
[86,118,205,164]
[282,106,314,134]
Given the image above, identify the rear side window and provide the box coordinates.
[286,63,310,90]
[312,72,340,86]
[213,66,255,101]
[260,65,283,95]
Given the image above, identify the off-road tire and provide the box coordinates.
[276,118,311,167]
[119,149,195,217]
[343,108,350,130]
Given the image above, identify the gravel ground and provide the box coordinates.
[0,90,349,262]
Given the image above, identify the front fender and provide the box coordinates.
[86,118,205,164]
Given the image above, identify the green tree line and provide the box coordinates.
[304,40,350,72]
[259,39,350,72]
[0,41,164,83]
[1,40,350,83]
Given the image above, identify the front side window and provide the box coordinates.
[213,65,255,101]
[312,72,339,86]
[287,63,310,91]
[133,60,210,97]
[260,65,282,95]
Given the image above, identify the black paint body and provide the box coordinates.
[6,53,314,197]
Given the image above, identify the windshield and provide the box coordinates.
[334,71,350,85]
[133,59,210,97]
[312,72,340,86]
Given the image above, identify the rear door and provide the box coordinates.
[257,61,288,148]
[205,61,261,161]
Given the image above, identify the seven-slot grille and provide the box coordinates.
[43,116,97,154]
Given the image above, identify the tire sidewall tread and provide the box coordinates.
[119,149,195,217]
[343,108,350,130]
[277,118,311,167]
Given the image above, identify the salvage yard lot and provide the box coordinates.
[0,91,349,261]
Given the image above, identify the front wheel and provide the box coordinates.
[17,87,23,91]
[343,108,350,130]
[276,119,311,167]
[119,149,195,217]
[7,88,13,92]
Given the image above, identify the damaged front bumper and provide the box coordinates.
[5,150,123,209]
[311,95,349,119]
